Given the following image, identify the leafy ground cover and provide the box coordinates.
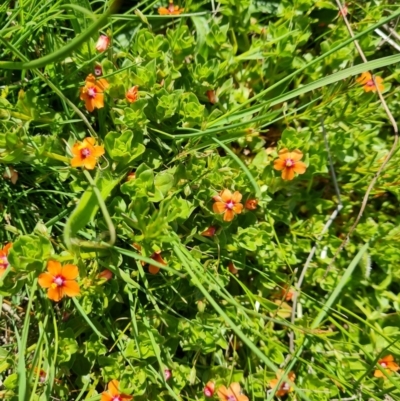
[1,0,400,400]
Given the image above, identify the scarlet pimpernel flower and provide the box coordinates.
[273,149,307,181]
[217,383,249,401]
[149,251,167,275]
[245,199,258,210]
[357,72,384,93]
[71,137,105,170]
[80,74,109,112]
[38,261,80,302]
[96,35,110,52]
[101,380,132,401]
[0,243,12,278]
[204,381,215,397]
[213,189,243,222]
[269,370,296,397]
[126,86,139,103]
[374,355,399,378]
[158,0,184,15]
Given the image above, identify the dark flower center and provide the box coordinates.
[0,255,9,269]
[81,148,91,159]
[53,276,65,287]
[225,200,234,210]
[285,158,294,167]
[87,87,97,98]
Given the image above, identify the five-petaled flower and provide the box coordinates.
[158,0,184,15]
[96,35,110,52]
[273,149,307,181]
[149,251,167,275]
[245,199,258,210]
[217,382,249,401]
[126,86,139,103]
[0,243,12,278]
[101,380,132,401]
[71,137,105,170]
[374,355,399,378]
[357,72,384,93]
[80,74,109,112]
[38,260,80,302]
[269,370,296,397]
[213,189,243,222]
[204,381,215,397]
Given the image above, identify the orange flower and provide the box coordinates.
[213,189,243,222]
[158,0,184,15]
[207,90,217,104]
[201,226,217,237]
[273,149,307,181]
[149,251,166,275]
[374,355,399,378]
[71,137,105,170]
[96,35,110,52]
[80,74,109,112]
[356,72,384,93]
[38,261,80,302]
[217,383,248,401]
[127,172,136,181]
[0,243,12,278]
[245,199,258,210]
[228,262,239,274]
[126,86,139,103]
[204,381,215,397]
[3,166,18,184]
[101,380,132,401]
[269,370,296,397]
[98,269,113,281]
[274,284,295,302]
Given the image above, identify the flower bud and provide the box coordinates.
[201,226,217,237]
[95,35,110,52]
[164,369,172,381]
[126,86,139,103]
[98,269,113,281]
[245,199,258,210]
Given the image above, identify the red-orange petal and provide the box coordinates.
[220,189,233,202]
[233,203,243,214]
[231,191,242,203]
[223,209,234,222]
[47,260,62,277]
[289,149,303,162]
[273,159,285,171]
[47,286,63,302]
[281,167,295,181]
[83,156,97,170]
[93,145,105,157]
[213,201,226,214]
[101,393,113,401]
[61,264,79,280]
[108,380,120,396]
[158,7,170,14]
[278,148,290,160]
[38,272,54,289]
[293,161,306,174]
[63,280,80,298]
[3,243,12,254]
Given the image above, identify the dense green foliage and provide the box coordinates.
[0,0,400,400]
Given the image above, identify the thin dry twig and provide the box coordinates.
[324,0,399,276]
[288,119,343,353]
